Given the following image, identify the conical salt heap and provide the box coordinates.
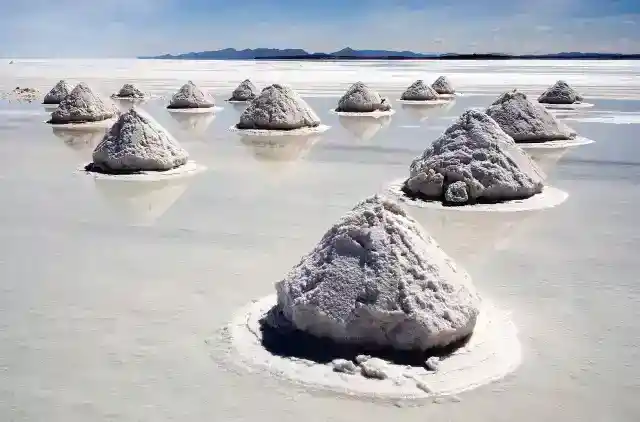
[48,83,117,124]
[113,83,146,99]
[85,108,188,174]
[401,80,440,101]
[273,195,480,351]
[486,89,576,142]
[43,80,74,104]
[237,84,321,130]
[431,76,455,95]
[403,109,544,205]
[229,79,259,102]
[335,82,391,113]
[538,80,584,104]
[167,81,215,109]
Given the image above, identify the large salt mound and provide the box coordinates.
[431,76,455,95]
[274,195,480,351]
[335,82,391,113]
[237,84,320,130]
[43,80,73,104]
[229,79,258,101]
[538,80,584,104]
[486,90,577,142]
[113,83,146,99]
[404,109,544,205]
[86,108,188,174]
[167,81,214,109]
[49,83,116,124]
[401,80,440,101]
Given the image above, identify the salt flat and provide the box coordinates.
[0,59,639,421]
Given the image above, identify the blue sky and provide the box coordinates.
[1,0,638,57]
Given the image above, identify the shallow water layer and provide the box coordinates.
[0,60,639,421]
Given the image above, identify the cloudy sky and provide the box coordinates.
[1,0,638,57]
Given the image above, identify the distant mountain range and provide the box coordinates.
[139,47,640,60]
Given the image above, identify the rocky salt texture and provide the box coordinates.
[43,80,73,104]
[431,76,455,95]
[229,79,259,101]
[335,82,391,113]
[113,83,146,99]
[275,195,480,351]
[538,80,584,104]
[404,109,544,204]
[401,80,440,101]
[237,84,321,130]
[167,81,215,109]
[49,83,116,124]
[486,90,577,142]
[86,108,188,174]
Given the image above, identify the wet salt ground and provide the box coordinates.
[0,68,640,421]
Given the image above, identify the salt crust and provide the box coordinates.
[330,109,396,118]
[538,102,594,110]
[79,160,206,181]
[229,124,330,137]
[518,136,595,150]
[45,118,117,130]
[167,106,223,114]
[226,294,521,400]
[397,99,452,105]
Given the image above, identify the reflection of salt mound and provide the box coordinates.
[48,83,117,124]
[169,111,215,135]
[274,195,480,351]
[431,76,455,95]
[43,80,73,104]
[112,83,146,99]
[338,115,390,141]
[404,110,544,206]
[229,79,259,102]
[51,127,105,152]
[237,84,321,130]
[240,134,319,162]
[336,82,392,113]
[167,81,215,109]
[87,108,188,174]
[538,80,584,104]
[401,100,455,121]
[486,90,577,142]
[401,80,440,101]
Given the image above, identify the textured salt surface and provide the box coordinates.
[401,80,440,101]
[112,83,147,99]
[81,160,205,181]
[538,80,584,105]
[48,83,116,124]
[336,82,392,113]
[229,124,330,137]
[167,81,215,109]
[432,76,455,95]
[229,79,259,102]
[43,80,73,104]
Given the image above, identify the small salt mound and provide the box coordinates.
[538,80,584,104]
[431,76,455,95]
[49,83,116,124]
[43,80,73,104]
[167,81,215,109]
[404,109,544,205]
[486,89,577,142]
[229,79,259,101]
[401,80,440,101]
[335,82,391,113]
[237,84,320,130]
[113,83,146,99]
[86,108,188,174]
[274,194,480,351]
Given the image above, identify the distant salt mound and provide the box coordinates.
[237,84,320,130]
[49,83,116,124]
[486,89,577,142]
[43,80,73,104]
[431,76,455,95]
[401,80,440,101]
[86,108,188,174]
[274,194,480,351]
[404,109,544,205]
[335,82,391,113]
[112,83,146,99]
[167,81,214,109]
[538,80,584,104]
[229,79,259,102]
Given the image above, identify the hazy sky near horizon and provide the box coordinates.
[1,0,638,57]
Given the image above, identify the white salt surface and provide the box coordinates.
[166,106,223,114]
[229,124,330,136]
[79,160,206,181]
[226,294,521,400]
[538,102,594,110]
[563,113,640,125]
[45,117,117,130]
[518,136,595,150]
[435,94,459,99]
[330,109,396,118]
[397,99,452,105]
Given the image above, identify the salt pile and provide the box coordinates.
[167,81,215,109]
[401,80,440,101]
[236,84,321,130]
[403,109,544,205]
[85,108,188,174]
[486,90,577,142]
[112,83,146,99]
[43,80,73,104]
[229,79,259,102]
[431,76,455,95]
[335,82,391,113]
[538,80,584,104]
[48,83,117,124]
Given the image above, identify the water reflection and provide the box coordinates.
[401,100,456,122]
[239,134,320,163]
[338,115,391,141]
[168,111,216,136]
[51,127,105,156]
